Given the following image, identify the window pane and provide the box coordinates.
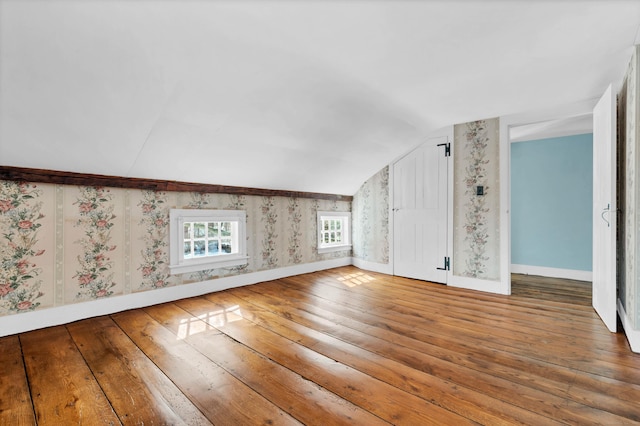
[194,240,206,256]
[323,233,329,243]
[171,209,247,272]
[323,221,329,231]
[336,221,341,230]
[336,231,342,242]
[194,223,205,238]
[330,232,336,243]
[330,221,336,230]
[221,239,232,253]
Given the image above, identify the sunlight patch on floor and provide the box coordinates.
[176,305,243,339]
[337,272,376,287]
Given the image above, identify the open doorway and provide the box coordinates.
[509,114,594,303]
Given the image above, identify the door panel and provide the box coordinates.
[393,138,448,283]
[592,84,617,332]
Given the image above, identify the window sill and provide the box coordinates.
[169,255,249,275]
[318,244,352,254]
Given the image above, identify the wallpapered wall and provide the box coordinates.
[619,45,639,328]
[453,118,501,281]
[352,165,389,264]
[0,181,350,316]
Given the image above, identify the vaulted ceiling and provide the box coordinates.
[1,1,639,195]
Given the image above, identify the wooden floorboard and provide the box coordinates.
[2,266,640,425]
[0,336,35,425]
[67,316,213,425]
[20,327,120,425]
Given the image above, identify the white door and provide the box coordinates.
[592,84,617,332]
[393,137,448,283]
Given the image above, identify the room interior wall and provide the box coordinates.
[618,67,628,314]
[352,165,390,266]
[452,118,501,282]
[0,180,351,320]
[510,133,593,278]
[613,44,640,353]
[620,45,639,330]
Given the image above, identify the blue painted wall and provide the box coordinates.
[511,133,593,271]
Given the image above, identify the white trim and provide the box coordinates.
[169,209,248,274]
[511,264,592,282]
[448,275,509,295]
[499,116,512,295]
[618,299,640,353]
[388,161,395,274]
[499,99,600,296]
[0,257,351,338]
[352,257,393,275]
[317,211,351,252]
[445,126,454,287]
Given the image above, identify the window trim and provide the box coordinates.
[317,211,352,254]
[169,209,248,274]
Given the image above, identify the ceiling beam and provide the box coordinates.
[0,166,353,202]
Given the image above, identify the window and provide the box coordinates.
[169,209,248,274]
[317,211,351,253]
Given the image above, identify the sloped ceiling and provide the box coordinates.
[1,1,639,195]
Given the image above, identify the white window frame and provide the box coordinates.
[317,211,352,253]
[169,209,248,274]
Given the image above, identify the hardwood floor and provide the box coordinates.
[2,266,639,425]
[511,273,593,306]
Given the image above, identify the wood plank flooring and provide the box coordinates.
[2,266,639,425]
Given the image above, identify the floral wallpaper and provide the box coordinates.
[453,118,501,281]
[137,190,171,290]
[0,181,350,318]
[631,46,640,328]
[261,197,279,269]
[617,74,627,313]
[0,182,46,313]
[620,45,639,328]
[287,198,303,265]
[73,186,118,300]
[352,166,390,264]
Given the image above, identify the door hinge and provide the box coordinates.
[437,142,451,157]
[437,256,450,271]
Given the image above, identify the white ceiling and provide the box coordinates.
[1,1,639,195]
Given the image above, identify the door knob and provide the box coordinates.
[601,204,610,227]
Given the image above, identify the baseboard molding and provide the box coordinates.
[511,264,592,282]
[351,257,393,275]
[0,257,351,337]
[618,299,640,353]
[448,274,510,295]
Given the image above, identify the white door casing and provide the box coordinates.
[393,137,449,283]
[592,83,617,333]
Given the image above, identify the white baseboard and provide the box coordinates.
[618,299,640,353]
[511,264,592,282]
[351,257,393,275]
[448,274,510,295]
[0,257,351,338]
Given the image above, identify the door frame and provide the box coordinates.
[500,98,600,296]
